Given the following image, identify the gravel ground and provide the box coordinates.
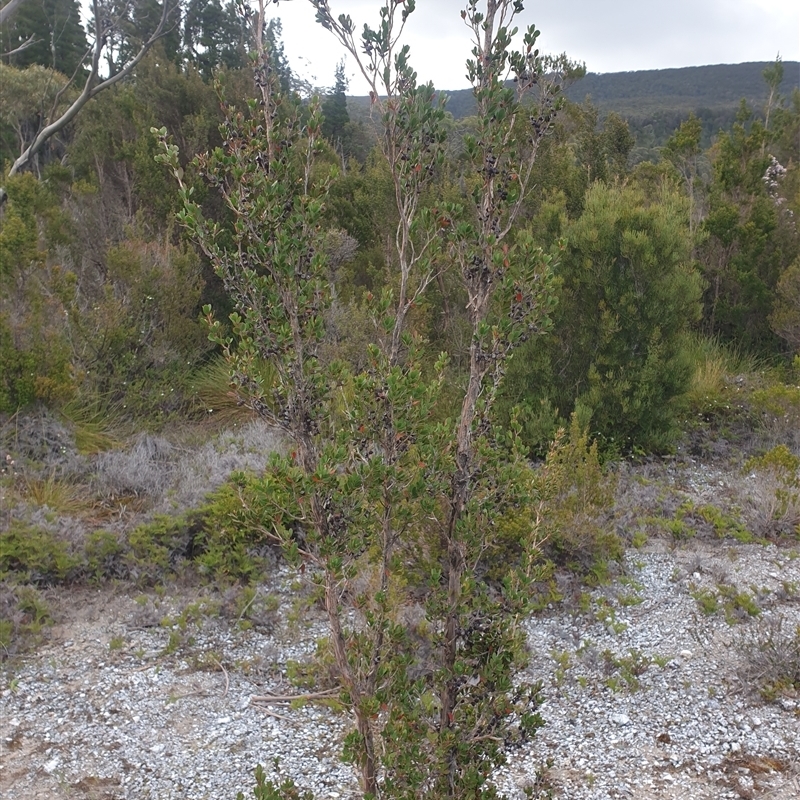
[2,539,799,800]
[497,542,800,799]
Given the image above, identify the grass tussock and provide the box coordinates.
[59,397,125,454]
[682,335,763,408]
[19,472,92,516]
[189,355,275,428]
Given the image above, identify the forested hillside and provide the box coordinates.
[351,60,800,152]
[568,61,800,154]
[1,1,800,798]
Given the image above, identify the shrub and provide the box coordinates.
[0,314,38,413]
[537,416,621,579]
[501,182,702,455]
[770,257,800,353]
[0,408,81,473]
[0,582,53,658]
[84,530,127,581]
[94,433,175,499]
[749,382,800,449]
[194,475,278,582]
[740,445,800,538]
[739,616,800,701]
[0,174,76,412]
[125,513,201,585]
[0,522,78,584]
[236,765,314,800]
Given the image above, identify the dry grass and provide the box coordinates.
[736,445,800,539]
[0,409,85,475]
[153,420,283,513]
[736,471,800,540]
[18,473,92,516]
[94,433,175,500]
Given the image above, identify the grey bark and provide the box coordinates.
[0,0,28,27]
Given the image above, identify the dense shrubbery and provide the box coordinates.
[0,27,798,439]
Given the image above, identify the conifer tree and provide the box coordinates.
[1,0,88,77]
[321,59,349,148]
[183,0,248,78]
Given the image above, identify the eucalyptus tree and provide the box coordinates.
[0,0,28,27]
[663,113,704,235]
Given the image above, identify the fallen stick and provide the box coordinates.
[250,688,339,704]
[211,656,230,699]
[249,702,294,721]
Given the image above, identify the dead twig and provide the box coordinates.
[211,656,229,699]
[168,690,208,701]
[249,702,294,721]
[236,589,260,624]
[250,688,340,703]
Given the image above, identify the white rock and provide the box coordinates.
[43,757,60,774]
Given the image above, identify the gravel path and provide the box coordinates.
[2,541,799,800]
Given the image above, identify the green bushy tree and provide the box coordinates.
[502,182,702,454]
[0,63,73,172]
[771,256,800,353]
[0,172,74,412]
[698,104,799,353]
[50,232,207,405]
[0,0,179,208]
[182,0,248,78]
[662,113,704,235]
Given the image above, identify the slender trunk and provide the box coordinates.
[439,317,489,799]
[324,570,377,796]
[436,271,453,333]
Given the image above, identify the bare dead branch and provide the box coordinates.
[250,688,340,703]
[1,33,37,58]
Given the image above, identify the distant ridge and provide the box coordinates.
[347,61,799,148]
[563,61,800,112]
[428,62,799,120]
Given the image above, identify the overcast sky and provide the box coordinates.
[265,0,800,92]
